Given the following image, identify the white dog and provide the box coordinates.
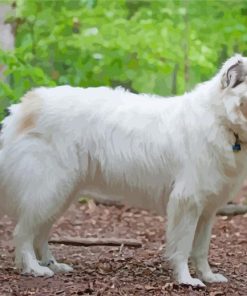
[0,54,247,287]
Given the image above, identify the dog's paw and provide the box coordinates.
[48,262,73,273]
[179,277,206,287]
[22,265,54,277]
[202,272,228,283]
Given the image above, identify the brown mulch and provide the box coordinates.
[0,200,246,296]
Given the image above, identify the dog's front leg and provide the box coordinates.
[191,211,228,283]
[166,196,205,287]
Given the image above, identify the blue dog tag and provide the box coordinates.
[232,143,241,152]
[232,133,241,152]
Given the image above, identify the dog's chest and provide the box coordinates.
[219,148,247,199]
[223,148,247,178]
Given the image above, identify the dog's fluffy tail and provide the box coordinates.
[0,149,5,220]
[0,103,21,148]
[0,104,20,219]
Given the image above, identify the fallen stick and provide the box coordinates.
[93,199,123,208]
[93,199,247,216]
[49,237,142,247]
[217,204,247,216]
[94,199,247,216]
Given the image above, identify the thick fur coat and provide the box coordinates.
[0,55,247,286]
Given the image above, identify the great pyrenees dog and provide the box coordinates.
[0,54,247,287]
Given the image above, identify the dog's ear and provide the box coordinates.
[221,55,244,89]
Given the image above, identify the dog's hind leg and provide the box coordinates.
[14,182,75,277]
[13,172,77,276]
[191,211,228,283]
[4,138,79,276]
[166,196,205,287]
[34,221,73,273]
[14,219,54,277]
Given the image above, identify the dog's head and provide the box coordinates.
[220,54,247,138]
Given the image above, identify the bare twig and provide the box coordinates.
[93,199,123,208]
[217,204,247,216]
[94,199,247,216]
[49,237,142,248]
[119,243,124,255]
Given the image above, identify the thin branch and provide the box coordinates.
[49,237,142,248]
[94,199,247,216]
[217,204,247,216]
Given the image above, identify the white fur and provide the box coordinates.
[1,54,247,286]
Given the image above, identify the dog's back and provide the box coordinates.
[0,86,182,217]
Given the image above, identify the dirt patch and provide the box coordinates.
[0,202,246,295]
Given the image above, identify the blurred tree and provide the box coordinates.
[0,1,14,114]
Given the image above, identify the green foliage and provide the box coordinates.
[1,0,247,118]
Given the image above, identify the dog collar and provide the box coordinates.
[232,133,241,152]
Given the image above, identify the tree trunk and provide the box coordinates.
[0,4,15,81]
